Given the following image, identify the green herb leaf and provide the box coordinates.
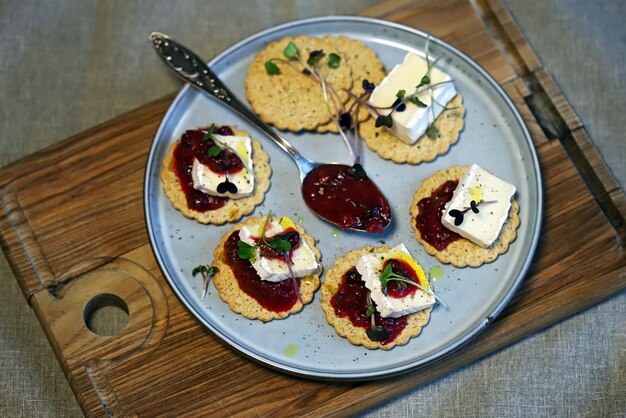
[409,96,428,108]
[328,52,341,69]
[396,89,406,99]
[237,240,256,260]
[421,75,431,85]
[384,114,393,128]
[264,60,280,75]
[283,41,299,59]
[366,305,376,317]
[426,125,439,139]
[268,237,292,254]
[201,123,215,141]
[192,265,207,276]
[207,146,221,157]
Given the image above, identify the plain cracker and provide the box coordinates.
[161,127,271,225]
[410,166,521,267]
[245,35,353,131]
[212,217,322,321]
[359,94,465,164]
[316,35,386,133]
[320,246,432,350]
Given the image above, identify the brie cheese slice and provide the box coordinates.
[356,244,435,318]
[192,134,254,198]
[239,217,319,282]
[441,164,516,247]
[368,52,456,144]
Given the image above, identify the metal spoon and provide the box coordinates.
[149,32,391,233]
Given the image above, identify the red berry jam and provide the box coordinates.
[415,180,461,251]
[172,126,243,212]
[383,258,419,299]
[330,266,407,345]
[223,231,300,312]
[302,164,392,233]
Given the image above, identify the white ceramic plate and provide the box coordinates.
[144,16,542,380]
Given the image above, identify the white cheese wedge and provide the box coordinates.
[239,217,319,283]
[356,244,435,318]
[191,134,254,198]
[368,52,457,144]
[441,164,516,247]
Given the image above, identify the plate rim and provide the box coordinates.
[144,15,543,380]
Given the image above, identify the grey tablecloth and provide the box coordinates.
[1,1,624,416]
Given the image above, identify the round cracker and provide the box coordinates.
[359,94,465,164]
[320,246,432,350]
[316,35,386,133]
[161,127,271,224]
[410,166,521,267]
[212,216,322,321]
[245,35,353,131]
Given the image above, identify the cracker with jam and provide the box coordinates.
[161,125,271,224]
[212,215,322,321]
[321,246,434,350]
[410,165,520,267]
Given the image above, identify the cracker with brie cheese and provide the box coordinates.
[161,127,271,224]
[410,166,520,267]
[213,216,322,322]
[315,35,386,133]
[245,35,353,131]
[320,246,432,350]
[359,94,465,164]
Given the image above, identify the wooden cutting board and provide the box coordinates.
[1,0,624,416]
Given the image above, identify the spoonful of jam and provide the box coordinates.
[150,32,391,233]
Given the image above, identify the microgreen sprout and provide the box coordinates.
[379,263,447,307]
[192,265,218,300]
[448,200,497,226]
[237,211,293,261]
[328,52,341,69]
[365,292,388,342]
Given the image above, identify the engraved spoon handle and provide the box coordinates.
[149,32,314,176]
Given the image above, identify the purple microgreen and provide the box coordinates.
[328,52,341,69]
[396,103,407,112]
[302,68,311,75]
[347,163,368,180]
[192,265,218,301]
[338,112,352,130]
[264,60,280,75]
[362,79,376,93]
[379,264,447,307]
[307,49,325,66]
[283,41,298,59]
[448,200,498,225]
[216,179,238,194]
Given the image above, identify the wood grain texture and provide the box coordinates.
[0,0,625,417]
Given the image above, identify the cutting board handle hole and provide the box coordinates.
[84,293,129,337]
